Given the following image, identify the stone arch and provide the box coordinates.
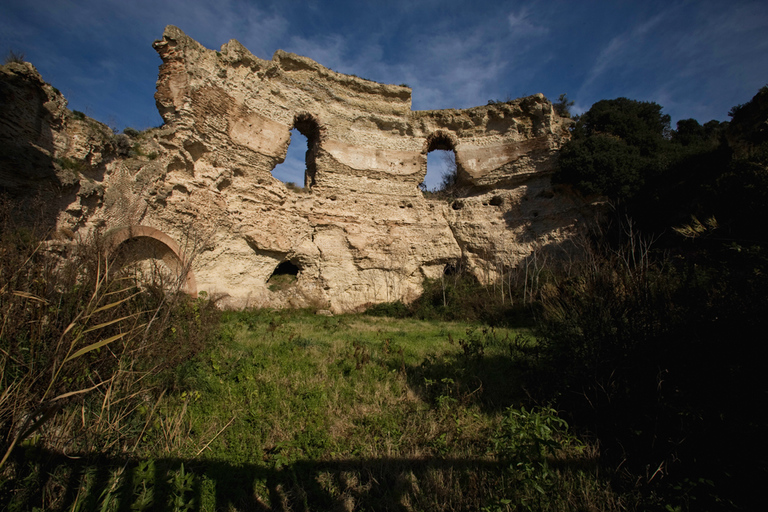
[292,112,323,189]
[104,225,197,296]
[423,130,458,154]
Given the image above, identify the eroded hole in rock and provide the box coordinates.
[216,178,231,191]
[184,140,206,161]
[537,189,555,199]
[268,260,300,291]
[423,150,456,192]
[444,262,460,276]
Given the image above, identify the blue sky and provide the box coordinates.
[2,0,767,189]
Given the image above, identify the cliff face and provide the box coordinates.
[0,26,589,312]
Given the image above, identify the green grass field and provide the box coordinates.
[3,309,625,511]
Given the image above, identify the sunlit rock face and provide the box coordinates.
[0,26,589,312]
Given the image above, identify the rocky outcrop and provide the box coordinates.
[0,26,590,312]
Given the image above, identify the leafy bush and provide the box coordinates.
[284,181,308,193]
[492,407,584,508]
[554,98,673,203]
[55,156,88,174]
[556,135,646,200]
[363,299,410,318]
[113,133,131,156]
[576,98,670,149]
[553,93,574,118]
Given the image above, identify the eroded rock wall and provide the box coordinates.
[0,26,589,312]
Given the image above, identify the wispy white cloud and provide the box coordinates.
[404,29,511,109]
[286,34,361,72]
[279,20,517,110]
[578,11,667,100]
[507,7,549,37]
[574,1,768,122]
[273,130,309,185]
[159,1,289,59]
[4,0,765,131]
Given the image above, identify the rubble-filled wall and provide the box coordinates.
[0,26,588,312]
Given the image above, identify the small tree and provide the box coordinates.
[553,93,574,118]
[421,150,459,199]
[437,151,458,193]
[4,49,25,64]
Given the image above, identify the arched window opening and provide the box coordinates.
[271,113,321,192]
[421,132,458,195]
[267,260,300,292]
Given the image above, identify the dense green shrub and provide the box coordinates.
[556,135,647,200]
[492,407,585,510]
[409,274,533,326]
[363,299,410,318]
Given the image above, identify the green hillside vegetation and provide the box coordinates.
[1,85,767,511]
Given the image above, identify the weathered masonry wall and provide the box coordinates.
[0,26,589,312]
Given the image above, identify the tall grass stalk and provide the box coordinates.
[0,198,218,477]
[0,258,145,469]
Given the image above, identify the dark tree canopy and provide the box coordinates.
[728,85,768,147]
[542,86,768,510]
[555,87,768,240]
[574,97,670,152]
[555,98,671,202]
[672,118,706,146]
[556,135,644,201]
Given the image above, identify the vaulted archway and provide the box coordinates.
[104,226,197,296]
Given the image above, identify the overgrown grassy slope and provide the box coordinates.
[2,307,625,511]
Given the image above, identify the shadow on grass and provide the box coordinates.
[399,329,540,414]
[2,447,550,511]
[403,353,530,413]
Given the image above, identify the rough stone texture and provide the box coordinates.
[0,26,591,312]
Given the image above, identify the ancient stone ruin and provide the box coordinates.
[0,26,589,312]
